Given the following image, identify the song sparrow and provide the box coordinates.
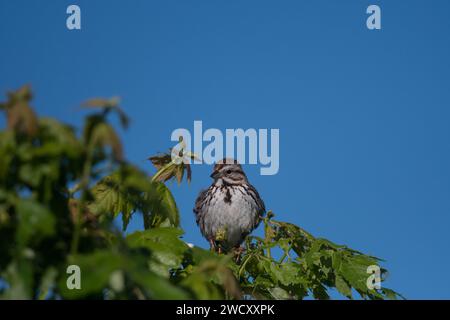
[194,158,265,253]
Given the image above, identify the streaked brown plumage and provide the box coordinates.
[194,158,265,253]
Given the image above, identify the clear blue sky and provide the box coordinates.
[1,0,450,299]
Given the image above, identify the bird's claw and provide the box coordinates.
[233,246,245,263]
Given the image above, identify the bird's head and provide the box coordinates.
[210,158,248,185]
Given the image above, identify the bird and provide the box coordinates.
[194,158,265,254]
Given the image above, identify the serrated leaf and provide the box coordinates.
[144,181,180,228]
[267,262,301,286]
[89,165,153,230]
[340,255,378,293]
[335,274,352,298]
[148,151,193,184]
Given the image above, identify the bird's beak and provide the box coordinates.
[210,171,220,179]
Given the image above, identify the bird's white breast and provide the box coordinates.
[202,184,259,248]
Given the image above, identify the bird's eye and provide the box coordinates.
[226,170,232,174]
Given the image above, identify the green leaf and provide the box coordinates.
[1,259,34,299]
[267,262,301,287]
[90,166,180,230]
[149,151,194,184]
[38,267,58,300]
[335,274,352,298]
[268,287,291,300]
[144,181,180,228]
[60,251,124,299]
[188,246,219,265]
[181,272,224,299]
[180,257,241,300]
[332,251,343,270]
[381,288,404,300]
[126,228,188,275]
[90,174,133,218]
[311,284,330,300]
[0,131,16,182]
[130,268,190,299]
[340,255,378,293]
[19,161,59,189]
[89,166,147,230]
[38,118,81,151]
[16,199,55,246]
[60,249,190,300]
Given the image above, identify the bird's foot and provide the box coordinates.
[209,238,225,255]
[233,246,245,263]
[209,238,216,252]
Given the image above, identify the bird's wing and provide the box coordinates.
[246,184,266,231]
[193,187,210,220]
[247,184,266,215]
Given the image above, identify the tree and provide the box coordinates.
[0,85,402,300]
